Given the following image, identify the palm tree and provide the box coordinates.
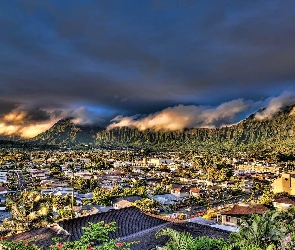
[156,228,197,250]
[230,210,286,249]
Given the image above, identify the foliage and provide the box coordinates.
[152,184,171,195]
[256,188,275,205]
[94,104,295,155]
[58,209,75,220]
[156,228,230,250]
[92,186,147,206]
[0,237,40,250]
[133,198,162,214]
[50,222,135,250]
[51,194,72,211]
[74,177,99,192]
[202,210,217,220]
[0,191,55,235]
[229,210,286,249]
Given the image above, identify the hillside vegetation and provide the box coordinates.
[32,118,103,146]
[95,105,295,153]
[32,105,295,153]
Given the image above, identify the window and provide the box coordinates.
[226,216,231,222]
[237,218,241,225]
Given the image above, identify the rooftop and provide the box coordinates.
[221,204,268,217]
[7,206,230,249]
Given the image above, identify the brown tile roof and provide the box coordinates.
[190,188,201,193]
[7,226,71,249]
[124,222,230,250]
[221,204,268,216]
[273,196,295,205]
[112,196,142,204]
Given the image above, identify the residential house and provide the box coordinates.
[171,186,190,198]
[272,172,295,195]
[149,158,173,167]
[41,187,77,196]
[75,171,93,180]
[6,207,230,249]
[0,187,8,196]
[0,171,8,183]
[40,180,69,188]
[151,194,181,205]
[190,188,201,197]
[0,187,8,211]
[272,196,295,210]
[29,169,49,180]
[112,196,142,209]
[218,204,268,227]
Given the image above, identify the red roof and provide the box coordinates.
[172,186,190,192]
[190,188,201,193]
[273,197,295,205]
[221,204,268,216]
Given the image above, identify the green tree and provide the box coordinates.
[256,188,275,205]
[0,191,54,235]
[132,198,161,214]
[93,187,112,206]
[229,210,286,249]
[51,194,72,211]
[152,184,171,195]
[156,228,230,250]
[74,177,89,191]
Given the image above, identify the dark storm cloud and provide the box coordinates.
[1,0,295,136]
[0,100,19,115]
[3,107,52,125]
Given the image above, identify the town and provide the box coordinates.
[0,146,294,243]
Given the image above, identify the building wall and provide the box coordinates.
[273,173,291,194]
[171,190,189,198]
[220,215,240,227]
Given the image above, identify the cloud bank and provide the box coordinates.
[108,99,250,131]
[255,92,295,120]
[0,106,102,138]
[0,92,295,138]
[109,92,295,131]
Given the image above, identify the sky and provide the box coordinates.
[1,0,295,137]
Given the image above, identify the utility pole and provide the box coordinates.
[71,162,75,218]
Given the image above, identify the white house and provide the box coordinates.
[29,169,49,180]
[41,187,77,196]
[149,158,174,167]
[171,186,190,198]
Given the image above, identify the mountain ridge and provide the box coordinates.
[29,104,295,151]
[31,117,104,146]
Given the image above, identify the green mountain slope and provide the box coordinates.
[32,118,104,146]
[95,105,295,152]
[31,105,295,152]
